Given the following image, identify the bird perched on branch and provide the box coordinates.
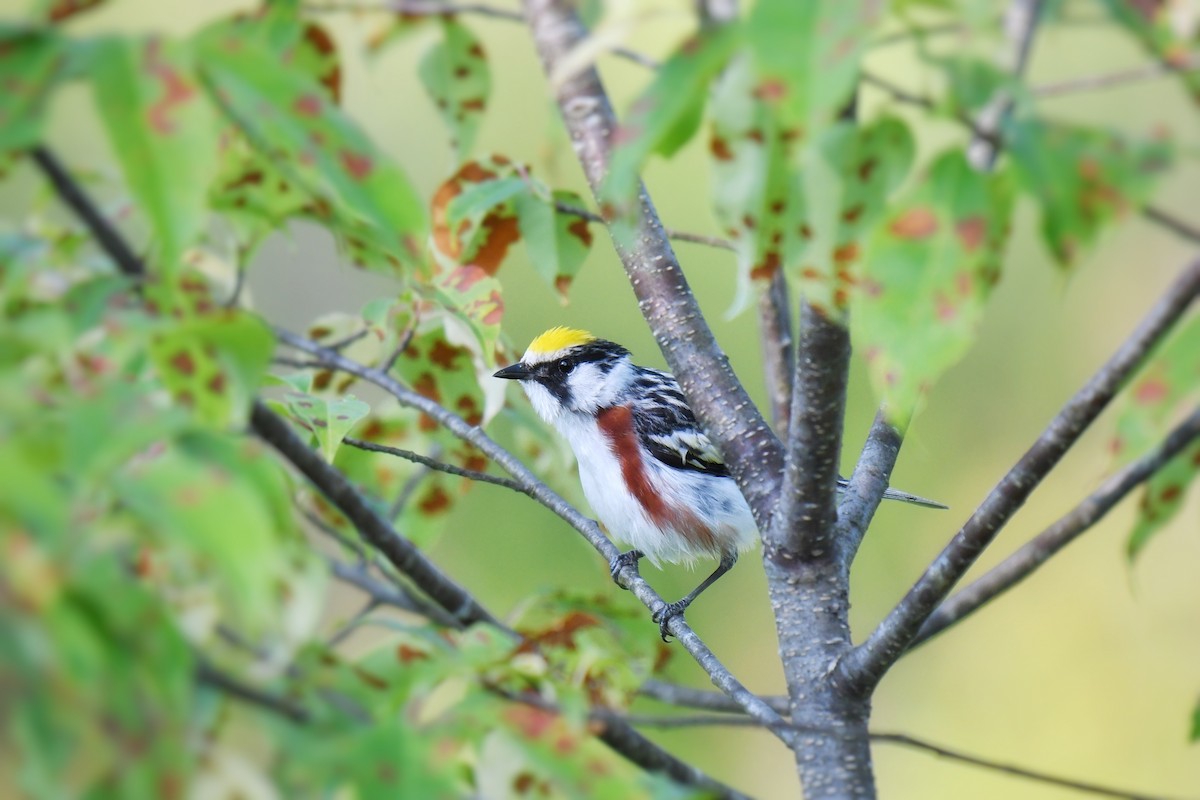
[495,327,944,639]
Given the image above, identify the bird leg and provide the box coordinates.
[652,550,738,642]
[609,549,643,587]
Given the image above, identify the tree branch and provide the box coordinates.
[522,0,783,524]
[837,411,905,559]
[342,435,528,494]
[1032,54,1200,97]
[195,661,312,723]
[553,199,736,253]
[967,0,1045,170]
[837,256,1200,694]
[251,401,512,632]
[757,272,794,435]
[770,303,850,561]
[629,696,1191,800]
[1143,206,1200,246]
[912,406,1200,646]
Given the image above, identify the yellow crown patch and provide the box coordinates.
[527,326,596,354]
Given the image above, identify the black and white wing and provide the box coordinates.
[628,368,729,477]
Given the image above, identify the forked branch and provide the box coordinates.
[837,257,1200,693]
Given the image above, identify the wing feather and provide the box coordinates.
[627,369,729,477]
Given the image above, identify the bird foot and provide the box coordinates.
[609,549,643,587]
[651,600,689,642]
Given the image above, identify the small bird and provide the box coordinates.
[495,327,944,639]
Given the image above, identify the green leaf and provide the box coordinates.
[1098,0,1200,106]
[746,0,880,143]
[285,391,371,463]
[196,21,427,273]
[431,156,522,276]
[789,116,916,310]
[1113,317,1200,463]
[1005,118,1172,268]
[91,36,218,274]
[1126,439,1200,561]
[113,432,291,628]
[0,27,67,153]
[854,150,1015,427]
[1112,316,1200,560]
[1190,698,1200,742]
[149,304,275,428]
[514,189,593,303]
[419,18,490,162]
[604,23,742,210]
[708,54,795,310]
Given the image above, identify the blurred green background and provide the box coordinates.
[3,0,1198,797]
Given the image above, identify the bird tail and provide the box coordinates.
[838,478,948,510]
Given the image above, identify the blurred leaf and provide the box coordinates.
[0,27,67,153]
[419,18,490,162]
[1005,118,1172,268]
[708,54,794,312]
[285,390,371,462]
[196,21,427,273]
[149,301,275,428]
[90,36,218,272]
[1098,0,1200,106]
[447,174,529,226]
[1113,316,1200,463]
[790,116,916,311]
[1191,698,1200,742]
[604,23,742,210]
[746,0,881,142]
[1112,316,1200,560]
[1127,439,1200,561]
[854,150,1014,426]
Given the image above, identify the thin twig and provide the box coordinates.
[343,436,526,493]
[195,661,312,723]
[837,257,1200,694]
[912,406,1200,646]
[276,329,797,743]
[623,706,1192,799]
[837,411,905,560]
[552,199,736,252]
[1143,206,1200,245]
[640,678,789,715]
[304,1,523,20]
[1033,54,1200,97]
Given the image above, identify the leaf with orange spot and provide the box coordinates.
[514,189,593,303]
[709,54,796,313]
[418,18,490,162]
[787,116,915,310]
[34,0,108,23]
[196,19,426,273]
[602,23,742,214]
[1099,0,1200,106]
[854,150,1014,427]
[747,0,880,140]
[1006,118,1172,269]
[0,28,67,154]
[91,36,218,275]
[148,283,275,427]
[1111,316,1200,559]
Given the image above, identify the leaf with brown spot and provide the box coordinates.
[1006,117,1172,269]
[91,36,218,274]
[285,390,369,462]
[854,150,1014,428]
[418,18,490,162]
[0,28,67,154]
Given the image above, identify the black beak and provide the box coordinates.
[494,363,531,380]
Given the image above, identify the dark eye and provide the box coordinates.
[556,359,571,373]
